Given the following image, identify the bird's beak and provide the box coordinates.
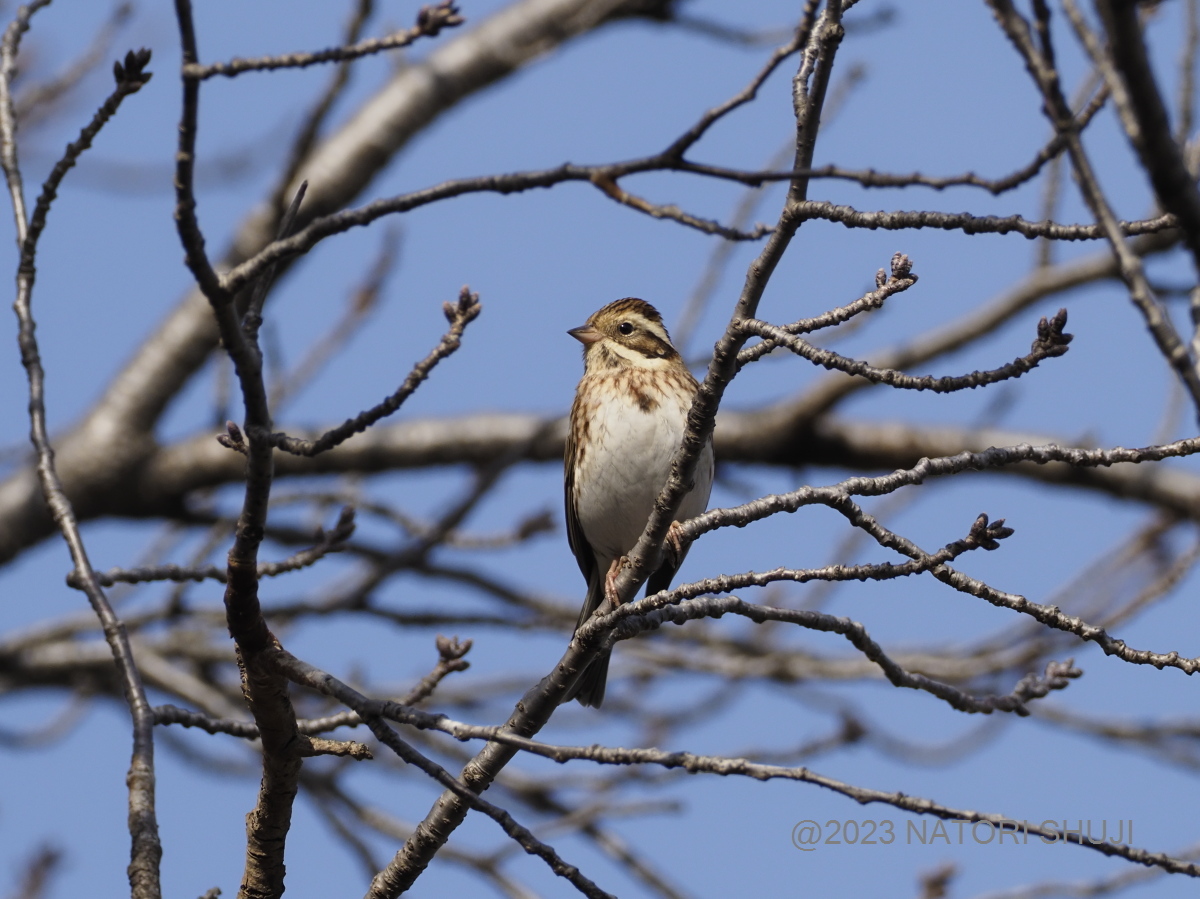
[568,325,602,345]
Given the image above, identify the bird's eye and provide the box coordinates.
[618,322,634,335]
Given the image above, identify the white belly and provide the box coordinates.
[574,381,713,567]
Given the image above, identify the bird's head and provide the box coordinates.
[568,298,681,371]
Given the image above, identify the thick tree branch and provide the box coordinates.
[1093,0,1200,278]
[172,7,311,894]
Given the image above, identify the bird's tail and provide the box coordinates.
[564,577,610,707]
[567,650,610,708]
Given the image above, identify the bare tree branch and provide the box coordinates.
[988,0,1200,418]
[183,2,464,80]
[737,307,1071,392]
[266,288,480,456]
[10,0,1200,895]
[1,18,161,897]
[266,649,1196,879]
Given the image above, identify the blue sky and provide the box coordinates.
[2,1,1199,897]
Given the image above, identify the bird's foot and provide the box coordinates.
[663,521,688,570]
[604,556,626,607]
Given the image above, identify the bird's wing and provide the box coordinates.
[564,402,597,590]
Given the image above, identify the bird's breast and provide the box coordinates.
[572,371,713,563]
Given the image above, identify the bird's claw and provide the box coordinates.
[664,521,688,570]
[604,557,626,607]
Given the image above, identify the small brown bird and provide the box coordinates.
[563,298,714,707]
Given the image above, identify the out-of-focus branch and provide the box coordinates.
[153,635,473,740]
[267,0,374,221]
[269,227,398,410]
[787,87,1107,195]
[1037,705,1200,771]
[676,139,795,354]
[966,843,1200,899]
[6,845,62,899]
[73,506,355,587]
[13,2,132,127]
[108,410,1200,530]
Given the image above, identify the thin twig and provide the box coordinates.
[183,2,463,80]
[790,200,1173,240]
[737,307,1071,391]
[1,21,161,899]
[21,49,151,270]
[735,252,918,366]
[265,287,481,456]
[0,0,53,238]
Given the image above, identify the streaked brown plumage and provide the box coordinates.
[563,299,714,707]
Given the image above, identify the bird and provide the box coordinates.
[562,298,715,707]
